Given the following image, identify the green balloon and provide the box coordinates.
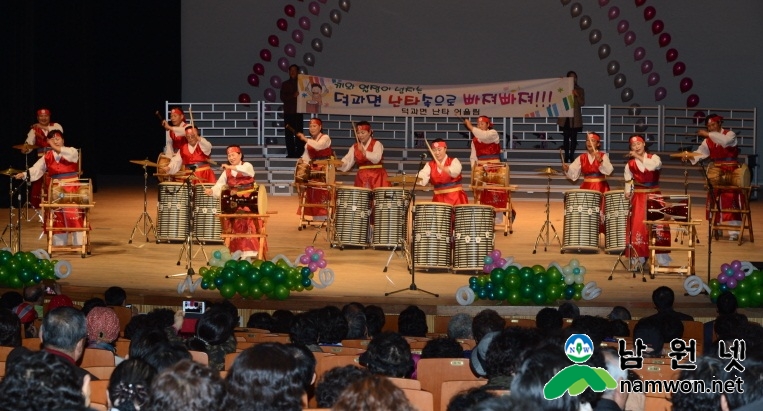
[573,291,582,301]
[249,285,263,300]
[259,278,274,293]
[709,279,720,290]
[748,271,762,286]
[533,272,549,289]
[490,268,506,284]
[749,288,763,307]
[710,289,721,303]
[505,272,521,288]
[519,267,534,282]
[532,264,546,274]
[532,290,547,305]
[273,268,287,284]
[18,268,32,283]
[221,267,237,282]
[0,250,12,263]
[247,269,261,285]
[224,259,238,269]
[507,290,522,305]
[494,285,508,300]
[736,292,750,308]
[235,277,249,294]
[573,282,585,292]
[219,284,236,299]
[505,265,520,276]
[520,283,535,299]
[274,285,290,301]
[236,260,251,275]
[260,261,276,276]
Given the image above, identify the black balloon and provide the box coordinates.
[588,29,601,44]
[338,0,351,12]
[635,118,648,132]
[303,52,315,66]
[598,44,611,59]
[629,103,641,116]
[561,0,571,5]
[579,15,591,30]
[311,38,323,52]
[330,9,342,24]
[621,87,634,102]
[606,60,620,76]
[320,23,332,38]
[613,73,626,88]
[570,3,582,17]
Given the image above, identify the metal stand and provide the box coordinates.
[533,172,561,253]
[385,155,438,298]
[0,174,23,253]
[608,190,644,281]
[175,168,208,268]
[20,152,44,223]
[697,161,716,286]
[128,160,157,243]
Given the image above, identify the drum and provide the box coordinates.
[194,185,223,243]
[647,194,690,222]
[604,190,628,253]
[372,187,408,248]
[49,179,92,205]
[413,202,452,269]
[221,185,268,215]
[453,204,494,271]
[562,189,601,253]
[707,163,750,188]
[157,182,189,242]
[294,161,311,184]
[334,187,371,247]
[471,163,509,187]
[156,153,172,182]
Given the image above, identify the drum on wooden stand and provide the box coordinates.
[562,189,601,253]
[157,182,188,242]
[604,190,628,253]
[294,161,311,185]
[221,185,268,215]
[194,185,223,243]
[413,202,452,269]
[156,153,172,182]
[707,163,751,188]
[49,179,92,205]
[333,187,371,248]
[372,187,408,249]
[453,204,494,271]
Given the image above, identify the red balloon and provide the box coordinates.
[608,6,619,20]
[658,33,671,47]
[260,49,272,62]
[299,16,311,30]
[633,46,646,61]
[598,0,609,7]
[643,6,656,21]
[687,94,700,108]
[276,18,288,32]
[654,86,667,101]
[665,48,678,63]
[617,19,629,34]
[673,61,686,76]
[284,5,296,17]
[640,59,653,74]
[309,1,320,15]
[693,111,706,124]
[264,88,276,103]
[624,31,636,46]
[680,77,694,93]
[284,44,296,57]
[651,20,664,35]
[238,93,251,104]
[647,72,660,87]
[292,29,304,44]
[268,35,279,47]
[634,0,646,6]
[253,63,265,76]
[247,74,259,87]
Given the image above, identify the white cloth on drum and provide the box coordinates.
[655,253,672,267]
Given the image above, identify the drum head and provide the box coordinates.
[257,184,268,215]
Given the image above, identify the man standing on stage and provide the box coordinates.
[557,71,585,163]
[160,125,217,185]
[22,108,64,208]
[280,64,305,158]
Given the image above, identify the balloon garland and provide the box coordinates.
[0,248,71,288]
[688,260,763,308]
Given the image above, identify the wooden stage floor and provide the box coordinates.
[2,176,761,321]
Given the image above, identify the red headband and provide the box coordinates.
[432,141,447,149]
[477,116,493,127]
[707,115,723,124]
[309,118,322,126]
[227,147,241,155]
[629,135,645,144]
[37,109,50,116]
[171,108,185,117]
[587,133,601,142]
[357,124,371,132]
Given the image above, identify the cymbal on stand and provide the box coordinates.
[313,159,344,166]
[12,143,39,151]
[129,159,159,167]
[535,167,560,176]
[669,151,703,159]
[388,174,422,184]
[0,167,23,176]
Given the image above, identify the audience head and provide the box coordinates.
[47,294,74,312]
[359,331,414,378]
[12,302,37,326]
[607,319,630,338]
[557,301,580,319]
[716,291,738,316]
[447,313,473,340]
[607,305,632,321]
[331,374,416,411]
[341,301,365,315]
[0,291,23,310]
[271,309,295,334]
[41,306,87,357]
[316,305,348,344]
[146,359,224,411]
[510,343,580,411]
[315,365,371,408]
[715,312,750,342]
[81,297,107,316]
[536,307,563,331]
[123,314,150,340]
[142,342,192,372]
[446,387,497,411]
[344,310,368,339]
[398,305,428,337]
[723,356,763,410]
[289,310,320,347]
[671,356,725,411]
[472,309,506,343]
[484,327,543,379]
[570,315,610,347]
[633,318,665,357]
[421,337,464,359]
[86,306,121,345]
[187,307,234,351]
[470,331,499,377]
[0,308,21,347]
[364,305,386,337]
[651,285,675,311]
[285,343,317,392]
[23,284,45,304]
[247,311,274,330]
[599,347,629,408]
[108,358,157,411]
[105,286,128,306]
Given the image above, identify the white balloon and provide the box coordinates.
[455,286,476,306]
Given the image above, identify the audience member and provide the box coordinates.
[289,310,321,352]
[398,305,428,337]
[22,283,46,317]
[86,306,121,354]
[704,292,740,355]
[364,305,386,337]
[247,311,274,330]
[472,309,506,343]
[642,285,694,324]
[570,315,610,347]
[536,307,563,332]
[722,356,763,411]
[483,327,543,390]
[271,309,295,334]
[470,331,499,378]
[47,293,75,313]
[595,347,629,411]
[40,306,98,381]
[341,301,365,315]
[606,319,630,339]
[558,301,580,320]
[285,343,317,406]
[0,291,23,311]
[81,297,107,316]
[671,356,725,411]
[633,318,665,357]
[607,306,632,321]
[421,337,464,359]
[184,307,237,371]
[0,308,21,347]
[315,365,371,409]
[129,328,191,372]
[447,313,473,340]
[145,359,224,411]
[123,314,150,340]
[359,331,414,378]
[446,386,497,411]
[316,305,348,345]
[344,310,368,339]
[510,343,582,411]
[332,374,416,411]
[12,302,38,338]
[108,358,157,411]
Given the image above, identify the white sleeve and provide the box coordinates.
[59,147,79,163]
[26,129,36,145]
[168,152,183,175]
[26,156,48,182]
[210,173,228,198]
[469,141,477,166]
[197,137,213,155]
[690,141,710,165]
[471,128,499,144]
[447,157,462,178]
[418,163,432,186]
[642,154,661,171]
[234,162,255,177]
[339,145,355,172]
[363,140,383,164]
[599,153,614,176]
[708,129,736,147]
[623,163,633,183]
[565,156,582,181]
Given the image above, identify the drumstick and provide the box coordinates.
[155,111,165,122]
[559,148,565,165]
[422,138,445,172]
[350,121,362,146]
[188,105,195,127]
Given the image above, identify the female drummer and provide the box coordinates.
[296,117,333,220]
[162,107,187,156]
[14,130,85,247]
[417,139,468,206]
[624,135,670,266]
[562,132,613,232]
[338,121,390,189]
[205,145,263,259]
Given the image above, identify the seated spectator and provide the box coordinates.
[470,331,499,378]
[364,305,386,338]
[40,306,98,382]
[289,310,321,352]
[145,359,224,411]
[223,343,303,411]
[472,309,505,344]
[108,358,157,411]
[129,328,191,372]
[447,313,473,340]
[359,331,414,378]
[317,305,348,345]
[0,350,92,411]
[0,291,23,311]
[332,374,416,411]
[510,343,582,410]
[607,306,632,321]
[671,356,725,411]
[285,343,317,406]
[12,302,38,338]
[344,310,368,339]
[558,301,580,320]
[641,285,694,326]
[482,327,543,390]
[606,319,630,339]
[536,307,563,333]
[570,315,611,347]
[0,308,21,347]
[22,283,47,318]
[398,305,428,337]
[446,386,497,411]
[342,301,365,315]
[246,311,274,330]
[633,318,665,357]
[105,286,129,307]
[704,292,741,355]
[184,307,237,371]
[421,337,464,359]
[81,297,107,316]
[86,306,121,354]
[123,314,150,340]
[46,294,75,314]
[315,365,371,409]
[595,347,629,411]
[722,356,763,411]
[271,309,295,334]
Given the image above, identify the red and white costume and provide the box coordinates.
[298,132,333,217]
[167,137,216,185]
[418,156,468,206]
[209,162,265,259]
[339,137,390,189]
[469,124,506,208]
[624,153,670,261]
[565,138,613,232]
[164,108,187,156]
[25,118,63,208]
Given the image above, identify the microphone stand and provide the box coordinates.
[697,161,715,286]
[385,153,438,297]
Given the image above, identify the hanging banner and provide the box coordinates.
[296,75,575,118]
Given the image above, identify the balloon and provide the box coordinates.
[621,87,634,102]
[268,35,279,47]
[263,88,276,102]
[490,249,502,259]
[253,63,265,75]
[608,6,619,20]
[693,111,706,125]
[311,38,323,52]
[219,284,236,299]
[318,259,327,269]
[598,44,611,59]
[570,3,582,18]
[320,23,332,38]
[561,0,571,4]
[260,49,272,62]
[658,33,671,47]
[330,9,342,24]
[643,6,656,21]
[598,0,609,6]
[635,118,648,132]
[299,255,310,264]
[617,20,629,34]
[484,256,493,265]
[284,5,296,17]
[640,59,653,74]
[680,77,694,93]
[606,60,620,75]
[277,57,289,72]
[647,72,660,87]
[686,94,700,108]
[277,18,288,32]
[652,20,664,35]
[666,48,678,62]
[727,278,737,289]
[303,52,315,66]
[338,0,351,12]
[308,262,318,272]
[634,46,646,61]
[624,31,636,46]
[292,29,304,44]
[635,0,646,6]
[284,43,296,57]
[654,86,667,101]
[588,29,601,44]
[579,15,591,30]
[613,73,626,88]
[238,93,251,104]
[629,103,641,116]
[213,250,222,260]
[309,1,321,15]
[270,75,282,89]
[247,74,259,87]
[311,253,321,262]
[299,16,311,30]
[673,61,686,76]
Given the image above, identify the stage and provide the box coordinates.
[2,175,762,323]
